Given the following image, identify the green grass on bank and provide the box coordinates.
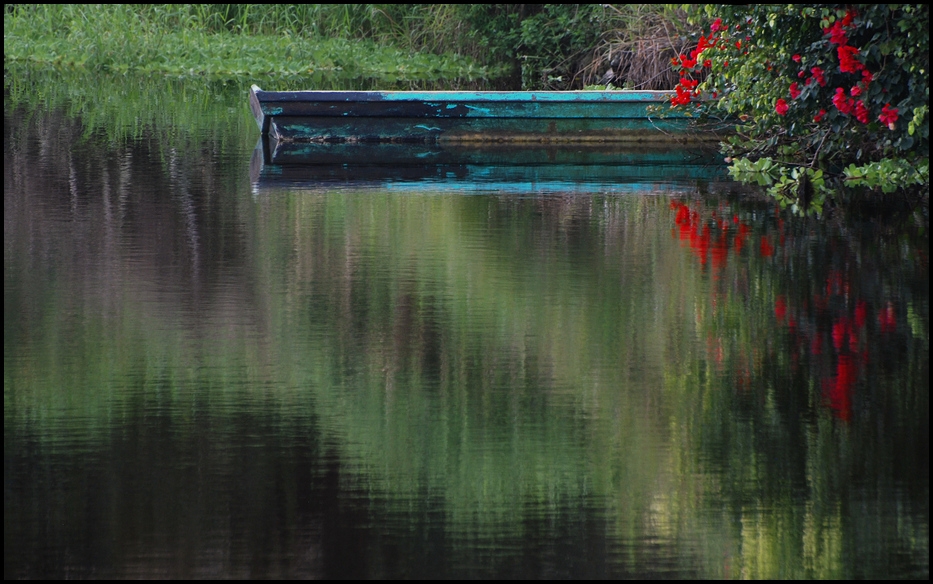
[4,4,691,90]
[3,4,496,87]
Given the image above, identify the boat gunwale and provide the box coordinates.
[250,85,676,103]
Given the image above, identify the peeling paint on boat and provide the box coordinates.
[250,85,726,143]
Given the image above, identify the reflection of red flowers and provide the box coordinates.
[789,82,801,99]
[759,237,774,257]
[832,317,853,350]
[711,233,729,271]
[825,271,847,296]
[811,334,822,355]
[775,98,789,116]
[824,355,856,421]
[774,295,787,321]
[878,303,897,332]
[855,300,868,328]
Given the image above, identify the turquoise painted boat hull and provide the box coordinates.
[249,85,721,144]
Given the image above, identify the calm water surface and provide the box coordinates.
[4,73,929,578]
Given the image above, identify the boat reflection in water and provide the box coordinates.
[250,141,730,196]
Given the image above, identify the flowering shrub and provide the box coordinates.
[673,5,929,211]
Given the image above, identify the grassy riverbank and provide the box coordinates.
[3,5,491,88]
[4,4,689,89]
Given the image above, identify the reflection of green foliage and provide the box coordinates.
[247,193,693,538]
[5,66,254,147]
[5,70,928,576]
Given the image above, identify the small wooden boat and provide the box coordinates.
[249,85,719,145]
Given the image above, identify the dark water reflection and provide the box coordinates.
[4,74,929,579]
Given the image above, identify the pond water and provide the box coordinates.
[4,72,929,579]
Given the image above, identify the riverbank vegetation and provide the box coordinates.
[3,4,691,89]
[3,4,490,87]
[674,5,929,212]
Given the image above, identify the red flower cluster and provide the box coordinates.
[674,9,900,132]
[775,98,789,116]
[837,45,863,74]
[879,103,899,129]
[672,77,700,106]
[807,66,826,87]
[825,20,849,46]
[814,10,896,129]
[832,87,864,117]
[670,31,724,106]
[854,100,869,124]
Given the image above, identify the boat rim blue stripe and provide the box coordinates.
[251,85,676,103]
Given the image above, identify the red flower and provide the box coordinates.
[849,85,862,97]
[826,20,848,45]
[833,88,854,115]
[671,84,693,106]
[838,45,863,73]
[861,70,873,85]
[710,18,723,32]
[855,100,869,123]
[813,109,827,122]
[879,103,899,129]
[789,82,801,99]
[679,55,697,69]
[792,54,801,63]
[775,98,789,116]
[810,67,826,87]
[841,9,857,27]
